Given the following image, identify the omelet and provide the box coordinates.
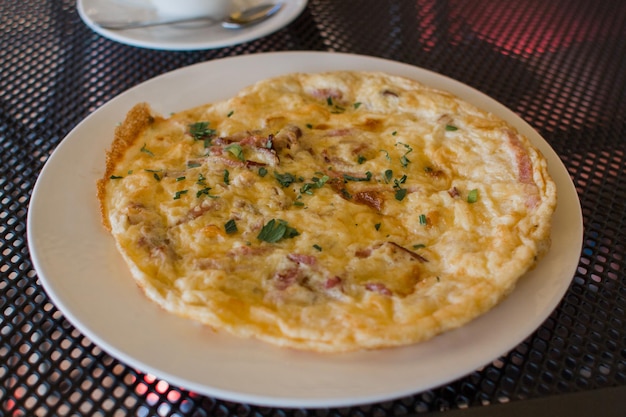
[97,71,557,352]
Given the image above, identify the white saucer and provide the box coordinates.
[77,0,308,50]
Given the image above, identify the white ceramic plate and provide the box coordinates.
[77,0,308,50]
[27,52,582,408]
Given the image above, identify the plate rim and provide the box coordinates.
[27,51,583,408]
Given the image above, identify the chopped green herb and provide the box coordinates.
[395,188,407,201]
[258,167,268,177]
[326,97,333,106]
[223,169,230,185]
[257,219,299,243]
[306,123,313,129]
[187,162,201,168]
[153,173,161,181]
[380,150,391,160]
[293,201,305,207]
[353,102,362,109]
[393,175,407,200]
[467,188,479,203]
[419,214,427,225]
[265,135,273,149]
[343,172,372,182]
[176,176,186,182]
[357,155,366,164]
[197,173,207,185]
[196,187,217,198]
[392,131,397,136]
[227,110,234,118]
[396,142,413,167]
[109,175,123,179]
[445,124,458,131]
[313,244,322,251]
[225,144,244,161]
[189,122,216,140]
[300,174,329,195]
[375,223,381,231]
[140,143,154,156]
[127,170,133,175]
[384,169,393,183]
[173,190,188,200]
[341,189,352,199]
[224,219,237,234]
[412,244,426,249]
[144,169,162,173]
[274,171,296,187]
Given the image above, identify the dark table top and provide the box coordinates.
[2,0,626,415]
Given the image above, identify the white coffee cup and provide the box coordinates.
[149,0,236,19]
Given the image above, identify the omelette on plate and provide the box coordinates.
[97,71,556,352]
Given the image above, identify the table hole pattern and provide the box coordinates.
[1,0,626,415]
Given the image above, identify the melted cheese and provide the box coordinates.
[97,71,557,352]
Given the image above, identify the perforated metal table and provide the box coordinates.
[2,0,625,415]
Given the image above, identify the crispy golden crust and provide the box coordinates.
[97,103,157,231]
[97,72,557,352]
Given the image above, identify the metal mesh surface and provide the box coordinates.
[1,0,626,415]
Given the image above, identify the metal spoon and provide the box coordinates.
[94,3,283,30]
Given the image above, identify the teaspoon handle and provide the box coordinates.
[95,15,219,30]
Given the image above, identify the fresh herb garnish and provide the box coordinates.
[395,188,407,201]
[187,162,201,168]
[353,102,362,109]
[173,190,188,200]
[375,223,381,231]
[384,169,393,183]
[223,169,230,185]
[396,142,413,168]
[343,172,372,182]
[413,244,426,249]
[467,188,479,203]
[257,219,299,243]
[274,171,296,187]
[227,110,234,118]
[357,155,366,164]
[225,144,244,161]
[176,176,186,182]
[258,167,268,177]
[380,149,391,161]
[196,187,217,198]
[445,124,458,131]
[140,143,154,156]
[197,173,207,186]
[224,219,237,234]
[189,122,216,140]
[109,175,123,179]
[313,244,322,251]
[393,175,408,201]
[153,173,161,181]
[300,175,329,195]
[419,214,427,225]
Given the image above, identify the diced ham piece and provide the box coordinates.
[324,276,342,289]
[273,268,300,290]
[287,253,317,266]
[507,130,534,184]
